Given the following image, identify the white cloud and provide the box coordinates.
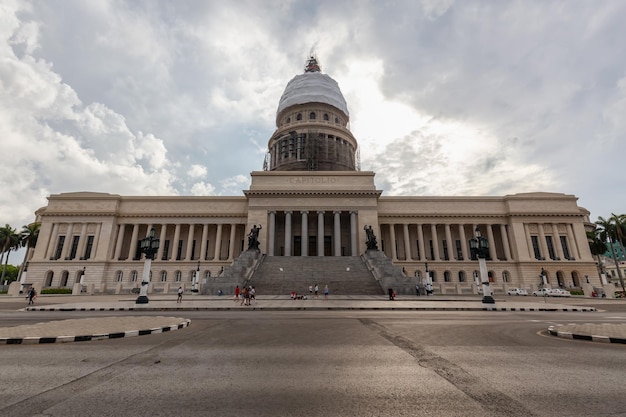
[187,164,208,179]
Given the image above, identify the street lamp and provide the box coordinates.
[192,260,200,294]
[424,262,433,295]
[136,227,160,304]
[469,227,494,304]
[80,266,86,285]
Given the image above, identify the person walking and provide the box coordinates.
[314,284,319,298]
[324,284,329,300]
[234,285,240,303]
[177,286,183,303]
[26,287,36,305]
[415,283,420,296]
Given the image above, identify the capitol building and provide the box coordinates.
[21,57,604,297]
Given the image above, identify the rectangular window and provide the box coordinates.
[176,239,183,260]
[54,236,65,260]
[69,235,80,260]
[455,240,463,260]
[161,240,170,261]
[415,240,420,259]
[133,240,143,260]
[191,239,197,260]
[442,239,449,261]
[560,236,572,259]
[83,236,94,260]
[531,236,542,260]
[429,240,434,260]
[205,240,210,260]
[546,236,556,260]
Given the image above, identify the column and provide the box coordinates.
[350,211,357,256]
[157,224,167,261]
[268,211,276,256]
[500,224,512,261]
[417,224,425,261]
[285,211,292,256]
[92,223,102,260]
[333,211,341,257]
[403,224,411,260]
[185,224,195,260]
[214,224,223,260]
[301,211,308,257]
[486,224,497,260]
[45,223,59,260]
[444,224,453,260]
[128,224,139,261]
[317,211,324,256]
[567,223,581,259]
[389,224,397,260]
[172,224,181,260]
[228,224,237,260]
[113,224,125,260]
[200,224,208,260]
[524,224,535,259]
[61,223,74,260]
[77,223,88,259]
[458,224,469,261]
[552,223,565,260]
[431,224,440,261]
[537,224,548,260]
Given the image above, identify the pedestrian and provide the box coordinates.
[388,287,395,301]
[415,283,420,296]
[314,283,319,298]
[250,286,256,304]
[234,285,240,302]
[177,286,183,303]
[240,286,249,306]
[324,284,329,300]
[26,287,36,305]
[309,285,313,295]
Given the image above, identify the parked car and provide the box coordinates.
[507,288,528,296]
[532,288,552,297]
[550,288,571,297]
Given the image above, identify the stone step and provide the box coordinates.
[248,256,384,295]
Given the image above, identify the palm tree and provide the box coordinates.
[587,228,607,278]
[17,222,41,283]
[596,215,625,292]
[0,224,20,282]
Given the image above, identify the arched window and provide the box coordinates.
[335,117,340,124]
[175,270,182,282]
[458,271,466,282]
[60,271,69,287]
[205,270,212,279]
[502,271,510,283]
[286,117,291,123]
[444,271,451,282]
[130,270,138,282]
[309,112,316,120]
[160,270,167,282]
[44,271,54,287]
[296,113,302,121]
[323,113,329,121]
[115,270,123,282]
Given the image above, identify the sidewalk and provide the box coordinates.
[1,294,625,345]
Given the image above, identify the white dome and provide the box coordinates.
[276,72,349,120]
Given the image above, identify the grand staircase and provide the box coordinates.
[247,256,384,296]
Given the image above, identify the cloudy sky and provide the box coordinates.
[2,0,626,259]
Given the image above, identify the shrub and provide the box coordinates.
[569,290,584,296]
[40,288,73,295]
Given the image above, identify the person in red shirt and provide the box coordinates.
[234,285,240,302]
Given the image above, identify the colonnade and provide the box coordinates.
[380,222,581,262]
[266,210,358,257]
[43,222,102,261]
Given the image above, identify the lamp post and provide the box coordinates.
[80,266,86,285]
[19,261,29,293]
[136,227,160,304]
[192,260,200,294]
[424,262,433,295]
[470,227,494,304]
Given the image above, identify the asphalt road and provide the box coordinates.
[1,308,625,417]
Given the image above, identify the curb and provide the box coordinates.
[548,325,626,344]
[24,305,597,312]
[1,319,191,345]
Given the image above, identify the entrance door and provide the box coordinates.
[309,236,317,256]
[293,236,301,256]
[324,236,332,256]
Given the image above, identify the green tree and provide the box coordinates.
[17,222,40,282]
[596,215,626,292]
[587,228,607,277]
[0,224,20,282]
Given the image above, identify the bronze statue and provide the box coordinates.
[364,225,378,250]
[247,224,262,251]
